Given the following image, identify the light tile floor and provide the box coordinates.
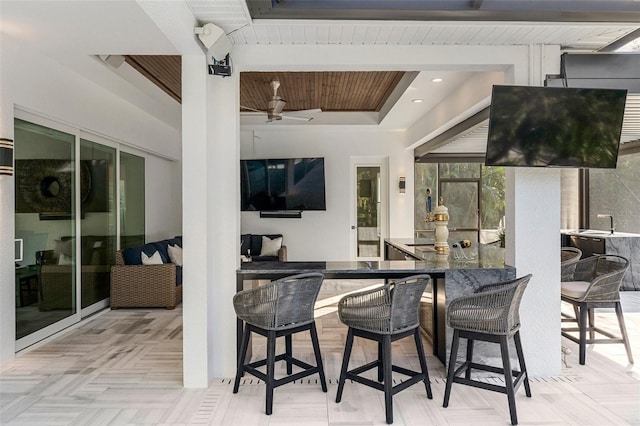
[1,283,639,425]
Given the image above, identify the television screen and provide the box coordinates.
[485,85,626,168]
[240,157,326,211]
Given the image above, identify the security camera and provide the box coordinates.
[195,23,232,62]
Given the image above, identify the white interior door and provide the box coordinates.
[350,157,388,261]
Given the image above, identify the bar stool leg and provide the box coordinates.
[285,334,293,375]
[377,341,384,382]
[588,308,595,340]
[266,330,277,415]
[233,324,251,393]
[465,338,475,380]
[513,331,531,397]
[413,328,432,399]
[336,328,354,403]
[579,303,588,365]
[382,334,393,424]
[310,322,328,392]
[500,335,518,425]
[443,329,460,408]
[615,302,634,364]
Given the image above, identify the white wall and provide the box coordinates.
[146,155,183,241]
[240,129,414,260]
[0,35,182,362]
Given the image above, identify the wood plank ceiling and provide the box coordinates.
[123,56,405,112]
[240,71,405,112]
[125,55,182,103]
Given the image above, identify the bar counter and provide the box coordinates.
[237,239,515,366]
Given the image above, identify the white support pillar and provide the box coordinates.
[207,72,241,378]
[0,89,16,364]
[506,168,562,376]
[182,54,210,387]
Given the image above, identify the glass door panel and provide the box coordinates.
[440,181,479,242]
[80,140,116,309]
[14,118,77,340]
[120,152,145,249]
[356,166,381,259]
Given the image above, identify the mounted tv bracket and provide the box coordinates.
[259,211,303,219]
[195,23,232,77]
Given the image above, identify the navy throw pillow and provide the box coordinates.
[122,246,144,265]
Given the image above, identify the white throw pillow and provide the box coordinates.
[260,236,283,257]
[168,244,183,266]
[141,251,164,265]
[57,253,72,265]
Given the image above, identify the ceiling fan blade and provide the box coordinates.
[282,115,314,122]
[240,105,265,113]
[288,108,322,115]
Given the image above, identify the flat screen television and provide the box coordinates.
[240,157,326,211]
[485,85,627,168]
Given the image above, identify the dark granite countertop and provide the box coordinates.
[561,229,640,238]
[385,238,510,269]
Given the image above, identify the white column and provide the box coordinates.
[506,168,561,376]
[182,54,210,387]
[0,87,16,364]
[207,72,241,378]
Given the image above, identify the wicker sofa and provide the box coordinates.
[110,237,182,310]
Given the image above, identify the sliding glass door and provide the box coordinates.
[14,119,78,343]
[14,115,145,348]
[79,139,116,311]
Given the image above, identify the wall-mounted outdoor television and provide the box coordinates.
[485,85,627,168]
[240,157,326,211]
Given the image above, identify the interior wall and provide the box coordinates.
[0,35,182,362]
[240,129,414,260]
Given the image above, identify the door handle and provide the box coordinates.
[351,226,357,230]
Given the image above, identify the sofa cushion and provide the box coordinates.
[142,251,164,265]
[260,235,283,256]
[250,234,283,256]
[151,241,171,263]
[241,234,251,256]
[122,246,144,265]
[168,244,183,266]
[249,235,262,256]
[122,243,166,265]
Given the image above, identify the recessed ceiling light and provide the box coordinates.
[431,78,443,83]
[412,99,424,103]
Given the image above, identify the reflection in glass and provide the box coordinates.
[120,152,145,249]
[357,166,381,258]
[14,118,77,340]
[80,140,116,308]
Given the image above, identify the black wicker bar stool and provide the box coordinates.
[335,274,433,424]
[443,274,532,426]
[233,272,327,415]
[561,255,633,365]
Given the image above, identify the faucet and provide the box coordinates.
[597,214,615,234]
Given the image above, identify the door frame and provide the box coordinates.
[349,156,389,261]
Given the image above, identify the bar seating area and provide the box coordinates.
[1,280,638,425]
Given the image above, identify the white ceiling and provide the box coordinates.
[2,0,639,154]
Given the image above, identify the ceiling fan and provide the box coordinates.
[240,80,321,122]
